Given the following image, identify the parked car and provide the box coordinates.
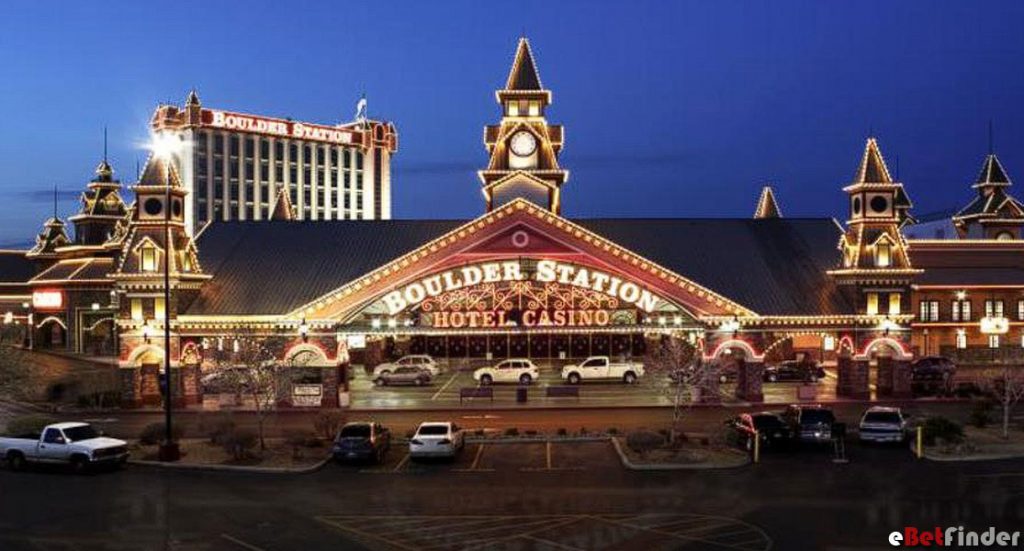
[372,355,440,378]
[726,412,793,451]
[763,361,826,383]
[473,358,540,385]
[0,422,128,473]
[858,406,908,443]
[409,422,465,459]
[561,356,644,384]
[332,422,391,463]
[373,366,432,386]
[781,404,836,444]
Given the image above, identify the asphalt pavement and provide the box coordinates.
[1,439,1022,550]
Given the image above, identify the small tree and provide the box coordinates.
[645,335,711,445]
[209,335,286,452]
[987,366,1024,439]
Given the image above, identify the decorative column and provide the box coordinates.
[836,355,870,399]
[734,359,764,402]
[321,365,340,408]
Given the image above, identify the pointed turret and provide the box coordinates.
[954,153,1024,239]
[186,88,201,107]
[481,39,567,214]
[270,188,295,221]
[853,138,893,185]
[69,158,129,247]
[505,38,543,91]
[26,217,70,264]
[753,186,782,219]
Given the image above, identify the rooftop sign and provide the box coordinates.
[205,110,356,145]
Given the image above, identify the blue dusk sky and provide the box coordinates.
[1,1,1023,243]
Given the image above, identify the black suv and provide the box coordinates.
[782,404,836,444]
[726,412,793,451]
[333,422,391,464]
[763,361,826,383]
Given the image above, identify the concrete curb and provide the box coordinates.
[922,450,1024,462]
[129,455,331,474]
[610,436,751,471]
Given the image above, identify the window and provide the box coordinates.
[866,293,879,316]
[919,300,939,322]
[1019,300,1024,321]
[888,293,901,316]
[131,298,143,321]
[43,428,64,444]
[528,101,540,116]
[507,102,519,116]
[956,330,967,349]
[875,242,891,268]
[985,299,1005,318]
[154,297,166,320]
[989,334,1001,349]
[953,300,972,322]
[140,247,158,272]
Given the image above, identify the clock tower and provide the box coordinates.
[479,38,568,214]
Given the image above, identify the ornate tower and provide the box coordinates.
[69,159,128,247]
[829,138,919,317]
[952,154,1024,239]
[479,38,568,214]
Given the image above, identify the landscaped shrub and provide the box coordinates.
[222,428,258,461]
[3,414,55,437]
[76,390,122,409]
[969,401,994,429]
[626,431,665,456]
[313,411,343,440]
[284,430,318,459]
[138,422,183,446]
[607,428,619,436]
[556,428,568,437]
[205,414,237,445]
[505,427,519,437]
[922,416,965,446]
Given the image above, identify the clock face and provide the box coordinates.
[510,131,537,157]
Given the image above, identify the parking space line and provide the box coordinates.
[471,443,485,469]
[220,534,267,551]
[393,453,410,472]
[315,517,420,551]
[520,534,588,551]
[431,372,460,401]
[453,443,495,472]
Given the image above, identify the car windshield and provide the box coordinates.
[418,425,449,436]
[63,425,99,442]
[339,425,371,438]
[864,412,901,424]
[801,410,834,424]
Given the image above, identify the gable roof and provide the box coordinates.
[186,216,849,317]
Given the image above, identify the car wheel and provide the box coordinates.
[768,374,777,382]
[519,374,532,385]
[745,437,753,452]
[480,374,493,386]
[7,452,25,472]
[414,378,424,386]
[568,373,581,385]
[374,378,385,386]
[720,374,728,384]
[70,455,88,475]
[623,372,637,385]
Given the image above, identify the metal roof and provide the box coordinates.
[187,217,849,317]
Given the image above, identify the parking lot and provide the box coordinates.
[348,439,621,476]
[347,361,842,409]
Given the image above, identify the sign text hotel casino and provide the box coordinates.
[380,260,663,329]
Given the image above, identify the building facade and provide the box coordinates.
[151,91,398,234]
[4,38,1024,409]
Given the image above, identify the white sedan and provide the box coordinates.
[473,358,540,386]
[409,422,465,459]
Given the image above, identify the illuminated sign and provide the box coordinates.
[431,309,612,329]
[382,260,661,316]
[31,290,63,310]
[980,316,1010,335]
[207,110,355,145]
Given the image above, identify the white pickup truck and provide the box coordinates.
[0,422,129,472]
[561,356,645,384]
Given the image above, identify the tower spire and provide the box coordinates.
[753,186,782,219]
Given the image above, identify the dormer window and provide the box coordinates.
[875,242,891,268]
[140,246,158,272]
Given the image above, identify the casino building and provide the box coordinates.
[5,38,1024,408]
[151,92,398,234]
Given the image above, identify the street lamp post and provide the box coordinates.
[151,133,180,462]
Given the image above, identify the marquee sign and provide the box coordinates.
[206,110,355,145]
[380,259,662,317]
[32,290,64,311]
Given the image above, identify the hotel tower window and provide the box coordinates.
[985,299,1005,318]
[919,300,939,322]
